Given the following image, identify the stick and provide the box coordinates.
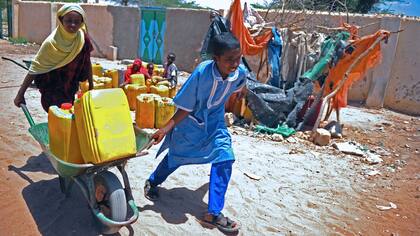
[312,34,386,132]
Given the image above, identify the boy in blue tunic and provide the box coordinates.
[145,32,246,233]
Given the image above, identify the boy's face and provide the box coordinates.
[214,48,242,77]
[61,11,83,34]
[167,56,175,64]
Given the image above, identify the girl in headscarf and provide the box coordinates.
[14,4,93,112]
[120,58,150,87]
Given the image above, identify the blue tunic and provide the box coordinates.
[156,60,247,168]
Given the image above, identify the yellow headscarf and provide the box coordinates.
[29,4,88,74]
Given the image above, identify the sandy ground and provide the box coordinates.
[0,40,419,235]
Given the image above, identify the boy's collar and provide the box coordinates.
[212,62,239,82]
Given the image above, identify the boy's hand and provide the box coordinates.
[151,129,167,145]
[151,120,176,145]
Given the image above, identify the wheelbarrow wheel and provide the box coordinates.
[94,171,127,223]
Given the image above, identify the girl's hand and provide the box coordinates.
[14,93,25,107]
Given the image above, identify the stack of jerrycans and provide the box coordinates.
[74,88,137,164]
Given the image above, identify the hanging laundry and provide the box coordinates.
[267,27,283,88]
[324,30,390,109]
[243,2,265,28]
[301,31,351,82]
[229,0,272,55]
[200,12,230,61]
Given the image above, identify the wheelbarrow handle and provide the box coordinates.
[1,56,30,71]
[20,104,36,127]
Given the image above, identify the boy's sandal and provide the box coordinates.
[144,180,159,201]
[203,212,240,233]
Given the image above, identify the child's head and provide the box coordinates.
[57,4,87,34]
[60,11,84,34]
[132,58,142,72]
[211,32,241,77]
[147,63,154,75]
[167,53,176,64]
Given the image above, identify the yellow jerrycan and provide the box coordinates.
[169,87,177,98]
[130,74,145,86]
[104,69,119,88]
[155,97,175,129]
[74,88,137,164]
[150,85,169,98]
[92,63,103,77]
[48,104,84,164]
[125,84,147,110]
[135,94,156,129]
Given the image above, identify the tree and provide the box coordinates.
[134,0,202,8]
[251,0,399,14]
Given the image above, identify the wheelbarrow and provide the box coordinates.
[20,104,153,234]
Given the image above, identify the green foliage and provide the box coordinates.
[9,37,28,44]
[137,0,203,8]
[0,0,6,9]
[250,0,400,14]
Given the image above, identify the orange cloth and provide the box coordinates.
[229,0,272,55]
[324,30,389,109]
[342,23,360,40]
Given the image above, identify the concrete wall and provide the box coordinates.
[165,8,211,72]
[108,6,140,60]
[82,4,114,58]
[18,1,51,43]
[12,2,420,115]
[384,18,420,115]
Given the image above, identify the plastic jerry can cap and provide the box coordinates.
[61,103,73,110]
[76,91,83,99]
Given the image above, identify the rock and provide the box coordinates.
[363,152,383,165]
[365,169,381,176]
[381,121,392,126]
[374,147,391,156]
[404,144,410,148]
[271,134,284,142]
[286,137,298,143]
[324,121,343,138]
[376,202,397,211]
[313,128,331,146]
[403,121,409,124]
[224,113,235,127]
[234,126,246,133]
[332,142,365,156]
[386,166,396,173]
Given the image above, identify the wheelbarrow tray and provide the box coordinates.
[28,122,152,178]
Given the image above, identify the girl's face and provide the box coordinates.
[61,11,83,34]
[214,48,242,78]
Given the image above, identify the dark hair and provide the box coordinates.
[210,32,240,56]
[168,53,176,59]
